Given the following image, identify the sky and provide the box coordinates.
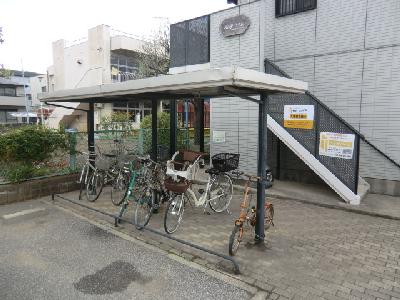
[0,0,234,73]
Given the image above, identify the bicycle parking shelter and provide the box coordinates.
[40,66,307,242]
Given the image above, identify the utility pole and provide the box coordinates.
[21,60,30,124]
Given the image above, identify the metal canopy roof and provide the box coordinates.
[39,67,308,103]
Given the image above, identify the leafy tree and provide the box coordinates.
[0,67,12,78]
[99,111,134,132]
[138,23,170,78]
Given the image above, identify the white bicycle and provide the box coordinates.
[163,151,238,234]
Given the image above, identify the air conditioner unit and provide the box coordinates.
[95,103,104,109]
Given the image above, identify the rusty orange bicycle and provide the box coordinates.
[228,170,274,256]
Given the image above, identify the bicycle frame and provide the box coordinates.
[185,174,219,208]
[235,177,254,226]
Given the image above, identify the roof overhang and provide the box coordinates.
[39,66,308,103]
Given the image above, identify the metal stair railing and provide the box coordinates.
[265,58,400,195]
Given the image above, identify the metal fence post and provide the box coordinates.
[88,102,95,167]
[69,130,77,171]
[170,100,177,157]
[199,98,205,153]
[151,100,158,161]
[255,93,268,242]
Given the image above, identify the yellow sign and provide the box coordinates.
[319,132,355,159]
[284,105,314,129]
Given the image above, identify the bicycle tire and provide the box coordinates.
[134,189,155,230]
[111,171,129,206]
[164,193,186,234]
[79,164,88,201]
[228,224,243,256]
[265,203,274,230]
[209,174,233,213]
[86,171,104,202]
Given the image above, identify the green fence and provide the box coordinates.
[67,128,210,171]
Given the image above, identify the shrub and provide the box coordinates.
[0,126,68,182]
[140,112,188,157]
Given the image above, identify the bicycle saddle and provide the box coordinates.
[205,168,220,175]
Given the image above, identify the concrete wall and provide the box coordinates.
[0,173,79,205]
[210,1,261,174]
[209,0,400,194]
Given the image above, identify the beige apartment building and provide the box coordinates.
[46,24,149,130]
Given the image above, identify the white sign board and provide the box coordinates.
[284,105,314,129]
[213,131,226,143]
[319,132,355,159]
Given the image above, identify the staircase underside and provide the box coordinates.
[267,115,368,205]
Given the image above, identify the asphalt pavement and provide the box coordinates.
[0,200,254,300]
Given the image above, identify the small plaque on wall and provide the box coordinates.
[213,131,226,143]
[220,15,251,37]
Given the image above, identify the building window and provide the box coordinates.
[0,87,16,96]
[113,100,151,122]
[42,86,47,92]
[0,110,18,123]
[111,52,140,82]
[275,0,317,17]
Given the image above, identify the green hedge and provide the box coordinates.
[0,126,69,182]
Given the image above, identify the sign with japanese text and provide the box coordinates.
[319,132,355,159]
[284,105,314,129]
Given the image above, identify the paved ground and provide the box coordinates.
[0,200,254,300]
[51,186,400,300]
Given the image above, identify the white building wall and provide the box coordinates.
[209,0,400,191]
[210,2,261,174]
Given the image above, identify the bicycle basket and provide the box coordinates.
[211,153,240,172]
[96,154,113,171]
[164,178,190,193]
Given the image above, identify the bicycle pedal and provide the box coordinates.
[198,189,205,194]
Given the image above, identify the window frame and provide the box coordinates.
[275,0,317,18]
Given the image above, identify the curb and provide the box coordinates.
[193,178,400,221]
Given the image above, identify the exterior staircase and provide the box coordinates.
[264,59,374,205]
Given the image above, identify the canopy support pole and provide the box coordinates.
[199,98,205,153]
[255,93,268,242]
[151,100,158,161]
[170,100,177,157]
[87,102,95,166]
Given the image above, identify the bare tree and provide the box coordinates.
[0,27,4,44]
[138,23,170,78]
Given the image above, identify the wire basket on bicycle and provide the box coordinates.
[211,153,240,172]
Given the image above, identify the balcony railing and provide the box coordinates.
[170,15,210,68]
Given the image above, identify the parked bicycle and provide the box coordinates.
[134,157,170,229]
[114,155,164,229]
[78,150,121,202]
[163,152,238,234]
[228,170,274,256]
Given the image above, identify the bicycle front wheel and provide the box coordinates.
[228,224,243,256]
[134,189,155,230]
[111,172,129,206]
[209,174,233,213]
[164,193,186,234]
[86,171,104,202]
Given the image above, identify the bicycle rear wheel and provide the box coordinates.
[79,164,89,200]
[164,193,186,234]
[86,171,104,202]
[228,224,243,256]
[111,171,129,206]
[209,174,233,213]
[134,189,155,229]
